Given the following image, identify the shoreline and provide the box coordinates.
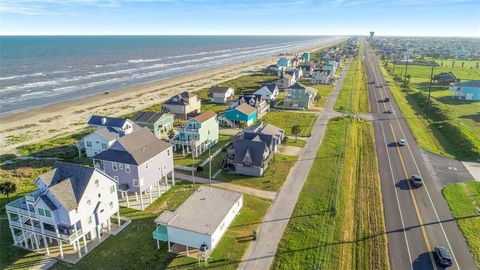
[0,37,345,153]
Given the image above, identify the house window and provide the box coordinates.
[113,176,119,182]
[95,179,99,187]
[125,164,131,173]
[112,162,118,171]
[145,162,149,169]
[101,143,107,150]
[167,149,170,156]
[110,185,116,193]
[87,199,91,206]
[88,216,92,224]
[44,209,51,218]
[109,201,113,209]
[119,163,124,170]
[86,141,92,148]
[163,163,167,170]
[133,179,139,187]
[38,208,45,216]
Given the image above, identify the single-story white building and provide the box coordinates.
[152,186,243,255]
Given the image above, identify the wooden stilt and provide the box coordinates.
[83,234,88,253]
[58,240,64,258]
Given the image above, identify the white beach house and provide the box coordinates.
[152,186,243,256]
[6,162,121,261]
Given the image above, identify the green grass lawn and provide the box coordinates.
[173,135,232,168]
[273,117,389,269]
[443,181,480,267]
[263,111,318,137]
[284,138,307,148]
[381,61,480,161]
[197,153,297,192]
[50,184,270,270]
[334,49,369,114]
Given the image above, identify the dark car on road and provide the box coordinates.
[410,175,423,187]
[434,246,453,266]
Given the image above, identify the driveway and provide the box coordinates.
[238,58,352,270]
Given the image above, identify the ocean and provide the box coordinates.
[0,35,338,115]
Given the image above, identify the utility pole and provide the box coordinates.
[403,54,409,88]
[426,65,434,119]
[208,146,211,186]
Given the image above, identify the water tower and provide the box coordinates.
[369,31,375,39]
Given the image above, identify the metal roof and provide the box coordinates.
[155,186,242,235]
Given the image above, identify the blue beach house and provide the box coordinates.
[277,57,290,68]
[450,80,480,101]
[302,52,310,62]
[219,103,257,127]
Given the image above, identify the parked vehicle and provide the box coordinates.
[385,97,390,102]
[434,246,453,266]
[398,139,406,146]
[410,175,423,187]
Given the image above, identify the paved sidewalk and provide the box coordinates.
[238,59,352,270]
[174,172,277,200]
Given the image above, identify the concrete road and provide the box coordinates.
[238,59,352,270]
[364,43,477,270]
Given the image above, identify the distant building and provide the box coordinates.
[450,80,480,100]
[234,94,270,119]
[87,115,135,135]
[79,128,121,158]
[277,57,291,68]
[222,123,284,176]
[312,69,332,84]
[153,186,243,255]
[219,103,257,127]
[302,52,310,62]
[170,111,219,157]
[284,82,318,109]
[131,111,174,138]
[254,83,279,101]
[163,91,201,119]
[433,72,457,86]
[208,86,235,104]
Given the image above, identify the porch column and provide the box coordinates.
[77,240,82,258]
[58,240,64,258]
[117,211,121,227]
[135,192,139,201]
[107,217,111,231]
[83,234,88,253]
[126,194,130,208]
[164,175,168,186]
[157,181,161,194]
[156,225,160,250]
[10,228,17,245]
[43,235,50,255]
[30,221,39,250]
[149,186,153,203]
[168,240,171,252]
[171,170,175,186]
[140,191,145,210]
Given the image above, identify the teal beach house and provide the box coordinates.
[219,103,257,127]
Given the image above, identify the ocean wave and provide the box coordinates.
[0,72,45,81]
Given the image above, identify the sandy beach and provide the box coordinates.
[0,38,345,154]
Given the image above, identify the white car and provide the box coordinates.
[398,139,406,146]
[387,108,394,114]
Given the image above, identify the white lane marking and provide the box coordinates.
[364,51,414,267]
[370,53,461,270]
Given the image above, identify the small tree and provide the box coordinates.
[291,125,301,142]
[314,95,321,106]
[167,129,175,139]
[0,181,17,203]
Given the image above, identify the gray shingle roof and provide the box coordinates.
[88,115,127,128]
[233,139,268,167]
[155,186,242,235]
[94,127,120,141]
[37,162,101,211]
[131,111,165,124]
[209,86,232,94]
[93,127,172,165]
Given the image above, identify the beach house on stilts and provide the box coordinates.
[6,162,122,263]
[93,127,175,210]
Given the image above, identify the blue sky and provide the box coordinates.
[1,0,479,36]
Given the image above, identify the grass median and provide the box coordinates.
[273,117,389,269]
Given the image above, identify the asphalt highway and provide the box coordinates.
[363,43,477,270]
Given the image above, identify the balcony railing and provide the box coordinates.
[9,219,82,242]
